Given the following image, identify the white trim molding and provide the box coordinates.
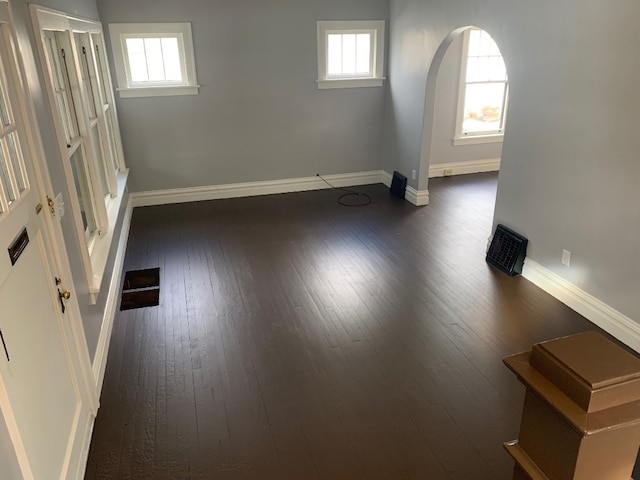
[92,196,134,394]
[109,22,199,98]
[523,259,640,354]
[380,171,429,206]
[132,171,387,207]
[406,187,429,206]
[452,134,503,146]
[429,158,501,178]
[316,20,386,90]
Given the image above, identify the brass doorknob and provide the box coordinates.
[59,290,71,300]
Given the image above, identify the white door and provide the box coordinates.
[0,4,89,479]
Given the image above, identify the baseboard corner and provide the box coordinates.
[406,186,429,206]
[522,258,640,353]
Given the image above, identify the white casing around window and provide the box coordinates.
[317,20,386,90]
[453,28,507,145]
[109,23,199,98]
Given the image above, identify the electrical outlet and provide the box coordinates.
[443,168,453,176]
[562,249,571,267]
[412,169,416,180]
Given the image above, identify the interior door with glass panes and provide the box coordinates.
[74,32,117,203]
[0,3,89,478]
[43,29,100,244]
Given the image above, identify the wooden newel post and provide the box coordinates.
[503,331,640,480]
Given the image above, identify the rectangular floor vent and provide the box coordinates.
[120,289,159,311]
[486,224,528,276]
[123,267,160,290]
[120,267,160,311]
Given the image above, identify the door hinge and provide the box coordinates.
[47,196,56,216]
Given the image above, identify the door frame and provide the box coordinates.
[0,0,98,476]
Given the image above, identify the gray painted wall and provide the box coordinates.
[0,410,21,480]
[95,0,390,193]
[385,0,640,321]
[10,0,126,363]
[430,33,502,166]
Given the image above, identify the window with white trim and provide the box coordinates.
[32,6,128,302]
[317,20,385,89]
[0,36,29,214]
[454,28,508,144]
[109,23,199,98]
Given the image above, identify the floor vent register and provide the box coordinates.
[120,267,160,311]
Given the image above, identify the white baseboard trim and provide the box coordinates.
[429,158,501,178]
[380,170,429,206]
[381,170,392,187]
[70,408,94,480]
[406,186,429,206]
[131,170,386,207]
[523,259,640,353]
[92,196,134,395]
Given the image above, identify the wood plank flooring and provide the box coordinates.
[85,173,610,479]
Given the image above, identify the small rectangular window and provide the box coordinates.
[317,21,385,89]
[109,23,199,98]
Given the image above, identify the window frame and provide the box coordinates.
[316,20,385,90]
[31,5,128,303]
[108,23,199,98]
[453,28,508,146]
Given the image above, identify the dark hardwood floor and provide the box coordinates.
[85,173,602,479]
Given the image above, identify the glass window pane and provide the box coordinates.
[6,132,25,193]
[462,82,506,134]
[0,142,15,204]
[355,33,370,74]
[89,125,109,197]
[327,34,342,75]
[466,57,482,82]
[77,38,98,119]
[69,148,96,235]
[93,40,111,108]
[144,38,165,81]
[126,38,148,82]
[341,34,356,75]
[45,35,78,143]
[488,56,507,81]
[0,84,11,127]
[467,29,482,57]
[161,38,182,82]
[487,34,502,56]
[105,110,120,172]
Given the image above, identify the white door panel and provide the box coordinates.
[0,232,81,479]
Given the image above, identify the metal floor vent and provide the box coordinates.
[486,224,528,276]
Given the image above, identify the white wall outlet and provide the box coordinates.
[443,168,453,176]
[412,169,416,180]
[562,249,571,267]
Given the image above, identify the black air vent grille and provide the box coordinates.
[486,224,528,276]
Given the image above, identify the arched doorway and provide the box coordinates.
[418,27,508,185]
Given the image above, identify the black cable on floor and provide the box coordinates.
[316,173,372,207]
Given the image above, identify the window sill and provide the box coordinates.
[453,134,504,146]
[117,85,199,98]
[317,77,385,90]
[87,169,128,304]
